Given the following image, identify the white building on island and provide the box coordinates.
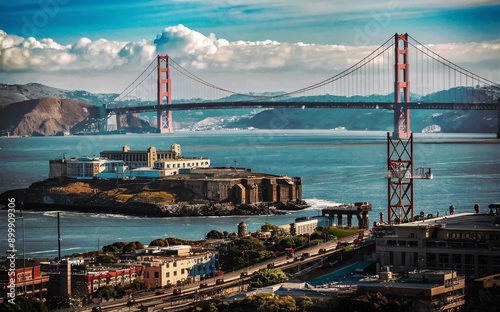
[48,144,211,180]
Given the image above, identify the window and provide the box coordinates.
[154,272,159,278]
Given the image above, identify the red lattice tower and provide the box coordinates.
[387,132,414,223]
[393,33,411,139]
[157,55,173,133]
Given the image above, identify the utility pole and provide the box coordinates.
[57,212,61,261]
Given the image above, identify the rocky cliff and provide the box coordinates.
[0,178,306,217]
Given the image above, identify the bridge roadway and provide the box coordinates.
[79,231,369,312]
[107,101,499,115]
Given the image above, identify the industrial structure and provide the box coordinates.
[386,132,433,224]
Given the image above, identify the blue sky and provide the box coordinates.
[0,0,499,93]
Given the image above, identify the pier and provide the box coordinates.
[322,202,372,230]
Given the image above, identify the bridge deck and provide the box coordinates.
[107,101,499,114]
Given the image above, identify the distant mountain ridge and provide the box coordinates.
[0,83,118,107]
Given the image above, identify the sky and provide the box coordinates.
[0,0,499,95]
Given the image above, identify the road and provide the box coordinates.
[74,231,369,311]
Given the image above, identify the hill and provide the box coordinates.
[0,97,97,136]
[0,97,155,136]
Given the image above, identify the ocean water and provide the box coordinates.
[0,130,499,258]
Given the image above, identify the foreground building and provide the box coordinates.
[137,246,218,288]
[374,206,500,279]
[0,260,50,303]
[358,269,466,312]
[41,259,143,302]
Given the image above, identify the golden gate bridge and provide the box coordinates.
[105,33,500,139]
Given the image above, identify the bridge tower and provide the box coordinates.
[393,33,411,140]
[157,55,173,133]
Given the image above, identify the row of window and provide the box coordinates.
[155,161,209,169]
[447,232,499,241]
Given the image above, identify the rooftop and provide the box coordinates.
[397,212,500,231]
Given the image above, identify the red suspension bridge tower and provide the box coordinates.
[394,33,411,140]
[157,55,173,133]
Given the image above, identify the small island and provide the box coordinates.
[0,143,307,217]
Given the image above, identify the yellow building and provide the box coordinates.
[139,246,218,288]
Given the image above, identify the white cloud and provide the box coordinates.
[0,25,498,93]
[0,29,156,72]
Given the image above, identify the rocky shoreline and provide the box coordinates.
[0,178,309,218]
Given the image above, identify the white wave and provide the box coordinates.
[41,210,139,220]
[303,198,344,210]
[24,246,83,255]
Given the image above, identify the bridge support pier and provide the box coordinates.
[99,104,107,132]
[116,113,122,131]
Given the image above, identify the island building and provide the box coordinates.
[99,143,182,169]
[160,168,302,205]
[373,204,500,279]
[132,246,218,288]
[49,144,211,179]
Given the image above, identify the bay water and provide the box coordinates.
[0,130,498,258]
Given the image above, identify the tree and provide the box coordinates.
[258,295,297,312]
[261,222,288,238]
[206,230,225,239]
[49,294,82,310]
[297,296,313,312]
[96,253,119,263]
[122,242,137,253]
[102,241,127,253]
[149,238,167,247]
[248,268,288,289]
[0,297,48,312]
[95,285,116,301]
